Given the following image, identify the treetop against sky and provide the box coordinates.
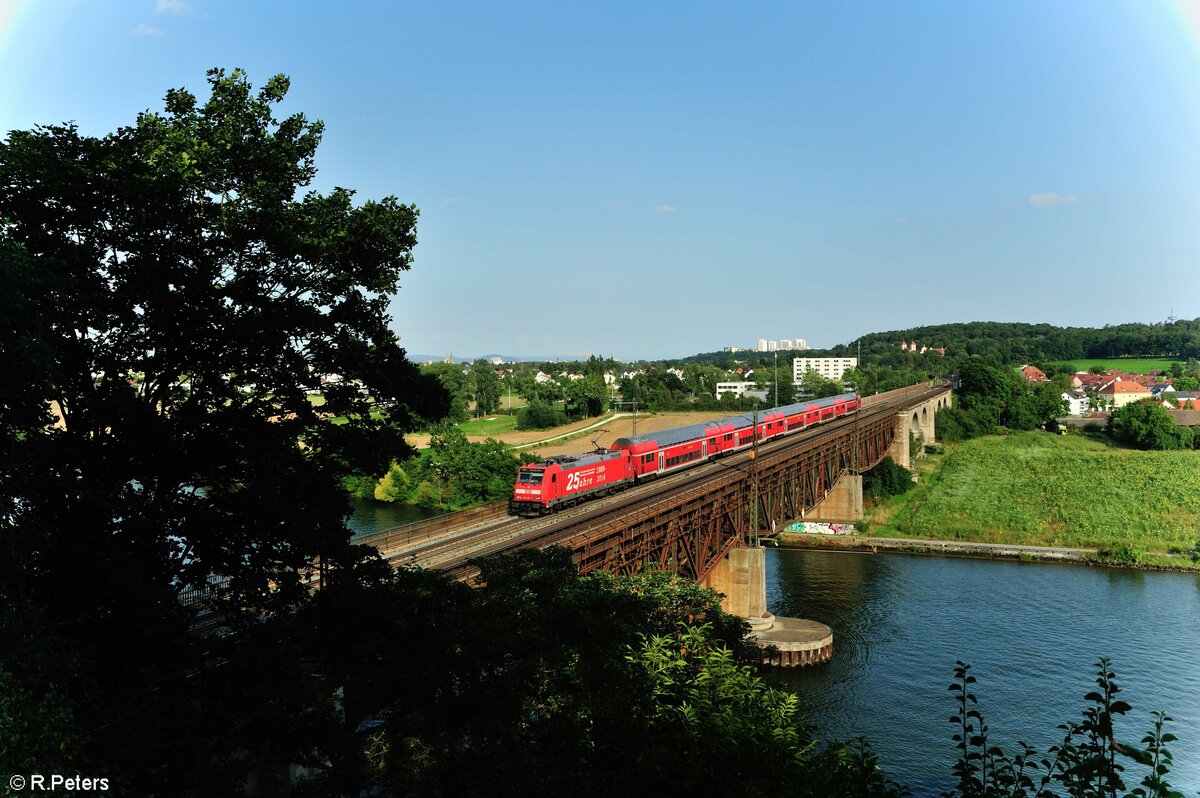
[2,0,1198,358]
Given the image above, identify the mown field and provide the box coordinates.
[457,415,520,436]
[871,432,1200,555]
[1044,357,1181,373]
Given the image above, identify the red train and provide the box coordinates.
[509,392,859,516]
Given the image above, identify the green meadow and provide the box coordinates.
[868,432,1200,558]
[457,415,520,436]
[1045,357,1181,374]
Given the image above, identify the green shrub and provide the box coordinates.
[517,399,568,430]
[863,457,913,499]
[936,405,989,441]
[1097,543,1145,567]
[373,463,409,503]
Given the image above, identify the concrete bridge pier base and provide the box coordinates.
[702,547,774,631]
[806,474,863,523]
[702,546,833,666]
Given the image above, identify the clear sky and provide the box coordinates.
[2,1,1199,360]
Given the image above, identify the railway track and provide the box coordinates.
[372,382,946,581]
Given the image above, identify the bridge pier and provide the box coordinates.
[702,546,833,667]
[701,547,773,630]
[805,473,862,523]
[889,413,912,469]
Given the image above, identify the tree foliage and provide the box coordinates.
[368,426,535,509]
[564,373,607,418]
[939,358,1066,440]
[1108,400,1193,451]
[0,68,447,790]
[311,548,903,797]
[863,456,913,499]
[470,360,502,416]
[516,398,568,430]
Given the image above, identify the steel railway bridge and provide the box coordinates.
[360,383,951,584]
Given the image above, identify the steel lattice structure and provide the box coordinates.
[562,386,943,582]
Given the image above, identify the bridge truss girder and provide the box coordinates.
[567,408,902,582]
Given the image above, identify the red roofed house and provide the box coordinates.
[1074,373,1111,391]
[1098,379,1151,409]
[1020,365,1049,382]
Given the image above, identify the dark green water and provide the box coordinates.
[346,496,442,537]
[765,548,1200,795]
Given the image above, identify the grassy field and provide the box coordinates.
[867,432,1200,558]
[457,415,520,436]
[1044,357,1181,374]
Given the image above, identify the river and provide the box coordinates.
[766,548,1200,794]
[345,496,443,537]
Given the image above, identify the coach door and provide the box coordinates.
[658,452,664,473]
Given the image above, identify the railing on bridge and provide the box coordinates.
[353,500,508,553]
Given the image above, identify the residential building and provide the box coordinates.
[1163,392,1199,410]
[1074,373,1111,391]
[792,357,858,385]
[757,339,769,352]
[715,381,760,399]
[1062,390,1088,417]
[1019,365,1049,382]
[1167,409,1200,427]
[1098,379,1151,408]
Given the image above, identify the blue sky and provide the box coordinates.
[2,1,1199,359]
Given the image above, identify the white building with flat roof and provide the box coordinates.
[756,339,769,352]
[793,357,858,385]
[716,381,762,399]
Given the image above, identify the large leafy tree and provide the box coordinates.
[469,359,501,416]
[1108,399,1193,450]
[0,69,447,789]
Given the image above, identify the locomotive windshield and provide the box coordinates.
[517,469,544,484]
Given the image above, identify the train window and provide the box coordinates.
[517,470,544,484]
[551,474,557,483]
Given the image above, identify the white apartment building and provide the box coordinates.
[792,357,858,385]
[715,381,761,399]
[755,337,807,352]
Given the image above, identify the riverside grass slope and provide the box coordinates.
[870,432,1200,558]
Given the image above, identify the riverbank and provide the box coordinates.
[855,430,1200,572]
[772,531,1200,572]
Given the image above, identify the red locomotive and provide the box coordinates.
[509,393,859,516]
